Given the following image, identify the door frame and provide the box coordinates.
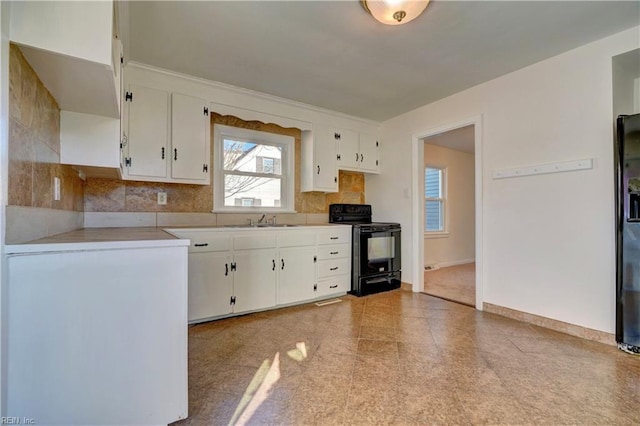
[411,115,484,310]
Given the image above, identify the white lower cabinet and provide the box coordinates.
[233,248,277,312]
[5,243,189,424]
[278,246,317,305]
[188,251,232,320]
[168,226,351,323]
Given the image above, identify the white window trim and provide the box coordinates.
[213,124,296,213]
[424,165,448,236]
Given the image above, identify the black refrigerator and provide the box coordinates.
[616,113,640,354]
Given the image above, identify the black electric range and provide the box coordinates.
[329,204,401,296]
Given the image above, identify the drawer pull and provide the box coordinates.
[330,284,338,289]
[194,243,209,247]
[272,259,276,271]
[225,263,229,276]
[330,251,339,255]
[330,267,339,271]
[330,237,339,240]
[281,258,285,270]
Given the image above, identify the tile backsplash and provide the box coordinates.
[6,44,84,243]
[84,113,365,214]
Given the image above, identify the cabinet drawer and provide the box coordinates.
[234,233,277,250]
[317,228,351,245]
[317,276,350,296]
[317,244,350,260]
[317,258,350,278]
[170,231,232,253]
[278,231,316,248]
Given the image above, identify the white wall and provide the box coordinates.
[612,48,640,118]
[424,144,475,267]
[367,26,640,333]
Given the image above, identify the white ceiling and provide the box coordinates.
[424,124,475,153]
[124,1,640,122]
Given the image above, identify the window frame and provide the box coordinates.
[424,165,449,237]
[213,124,296,213]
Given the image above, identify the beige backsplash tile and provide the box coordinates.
[305,213,329,224]
[32,139,57,209]
[6,206,84,244]
[84,178,126,211]
[7,43,85,244]
[84,212,157,228]
[8,119,33,207]
[5,206,48,243]
[157,212,217,227]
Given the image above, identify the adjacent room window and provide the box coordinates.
[425,166,446,232]
[213,124,295,212]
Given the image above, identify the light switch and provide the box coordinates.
[53,177,61,201]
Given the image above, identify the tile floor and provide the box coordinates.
[174,289,640,425]
[424,263,475,307]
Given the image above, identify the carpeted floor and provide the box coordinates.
[423,262,475,306]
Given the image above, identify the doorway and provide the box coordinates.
[410,116,483,310]
[422,126,476,306]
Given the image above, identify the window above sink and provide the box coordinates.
[213,125,296,213]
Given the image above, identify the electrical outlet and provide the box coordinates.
[157,192,167,205]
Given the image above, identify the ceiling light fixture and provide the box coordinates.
[361,0,430,25]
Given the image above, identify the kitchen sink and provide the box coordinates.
[222,224,299,228]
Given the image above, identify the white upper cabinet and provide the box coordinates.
[358,133,380,173]
[334,129,359,169]
[124,85,170,179]
[122,85,211,185]
[171,93,211,181]
[59,111,121,178]
[301,125,339,193]
[10,0,121,118]
[336,130,380,174]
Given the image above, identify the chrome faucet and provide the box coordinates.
[258,213,266,224]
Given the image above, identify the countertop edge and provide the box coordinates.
[5,238,190,254]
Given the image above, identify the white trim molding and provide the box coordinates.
[412,115,483,311]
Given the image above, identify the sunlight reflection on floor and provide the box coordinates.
[233,342,308,425]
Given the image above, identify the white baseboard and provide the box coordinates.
[428,259,475,269]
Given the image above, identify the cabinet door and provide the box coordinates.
[188,252,232,321]
[336,128,359,170]
[359,133,380,173]
[171,93,210,182]
[278,247,316,305]
[233,249,277,313]
[313,125,339,192]
[126,85,169,179]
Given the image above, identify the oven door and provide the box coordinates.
[359,228,401,276]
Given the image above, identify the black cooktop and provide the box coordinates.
[329,204,400,228]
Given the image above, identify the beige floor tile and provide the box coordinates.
[173,290,640,426]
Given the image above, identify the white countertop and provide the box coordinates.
[5,224,351,254]
[5,227,188,254]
